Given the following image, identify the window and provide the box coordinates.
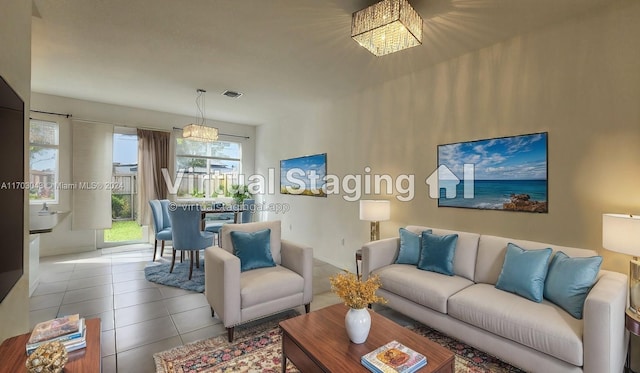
[29,120,59,204]
[175,137,241,199]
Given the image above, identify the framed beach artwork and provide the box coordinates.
[280,153,327,197]
[437,132,548,213]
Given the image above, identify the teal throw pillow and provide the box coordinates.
[396,228,432,265]
[417,232,458,276]
[495,243,552,302]
[544,251,602,319]
[230,229,276,272]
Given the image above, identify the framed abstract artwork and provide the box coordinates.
[280,153,327,197]
[437,132,548,212]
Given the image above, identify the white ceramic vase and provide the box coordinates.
[345,307,371,344]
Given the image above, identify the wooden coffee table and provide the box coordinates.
[280,303,454,372]
[0,318,101,373]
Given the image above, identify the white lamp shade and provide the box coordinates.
[602,213,640,256]
[359,200,391,222]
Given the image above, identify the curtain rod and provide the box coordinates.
[30,109,72,118]
[171,127,250,140]
[76,118,172,133]
[30,112,169,133]
[30,110,250,139]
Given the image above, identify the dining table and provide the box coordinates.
[172,201,247,230]
[199,204,246,230]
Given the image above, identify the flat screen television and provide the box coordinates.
[0,75,25,303]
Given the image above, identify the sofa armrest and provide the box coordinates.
[583,269,628,373]
[361,237,400,280]
[204,246,241,327]
[281,239,313,305]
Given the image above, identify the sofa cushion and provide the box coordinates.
[405,226,479,281]
[374,264,473,313]
[240,265,304,308]
[544,251,603,319]
[417,232,458,276]
[231,228,276,272]
[475,235,598,285]
[495,243,552,302]
[448,283,584,366]
[396,228,431,265]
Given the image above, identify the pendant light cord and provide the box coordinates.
[196,89,206,126]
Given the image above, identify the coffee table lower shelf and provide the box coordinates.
[280,304,454,372]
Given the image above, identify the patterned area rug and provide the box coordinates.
[154,312,524,373]
[144,261,205,293]
[410,325,524,373]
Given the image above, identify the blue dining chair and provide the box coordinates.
[240,199,255,223]
[149,200,172,261]
[168,206,214,279]
[204,203,233,241]
[204,203,226,240]
[204,199,255,244]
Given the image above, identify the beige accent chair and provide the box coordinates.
[204,220,313,342]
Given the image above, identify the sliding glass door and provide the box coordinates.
[97,128,148,247]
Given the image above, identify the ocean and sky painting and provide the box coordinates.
[437,132,548,212]
[280,153,327,197]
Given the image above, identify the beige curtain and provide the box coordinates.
[71,121,113,230]
[168,130,177,200]
[137,129,170,225]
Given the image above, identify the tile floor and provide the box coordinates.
[30,243,346,373]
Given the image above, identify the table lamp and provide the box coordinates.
[359,200,391,241]
[603,213,640,313]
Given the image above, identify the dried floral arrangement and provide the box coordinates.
[25,340,68,373]
[329,271,386,309]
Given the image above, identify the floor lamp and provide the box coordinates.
[359,200,391,241]
[603,213,640,313]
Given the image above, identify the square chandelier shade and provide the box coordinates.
[182,124,219,142]
[351,0,423,56]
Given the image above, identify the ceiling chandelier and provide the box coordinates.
[351,0,423,57]
[183,89,219,142]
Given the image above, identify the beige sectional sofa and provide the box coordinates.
[361,225,628,373]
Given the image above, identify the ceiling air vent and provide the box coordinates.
[222,90,243,99]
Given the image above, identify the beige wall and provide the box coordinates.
[257,1,640,367]
[0,0,32,342]
[30,93,257,255]
[257,1,640,273]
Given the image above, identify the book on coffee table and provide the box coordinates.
[26,320,87,355]
[27,314,83,345]
[26,314,86,355]
[361,340,427,373]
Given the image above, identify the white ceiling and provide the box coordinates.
[31,0,612,126]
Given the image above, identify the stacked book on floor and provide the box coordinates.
[361,340,427,373]
[26,314,86,355]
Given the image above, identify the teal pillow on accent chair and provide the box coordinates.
[544,251,602,319]
[396,228,432,265]
[417,232,458,276]
[230,228,276,272]
[495,243,552,302]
